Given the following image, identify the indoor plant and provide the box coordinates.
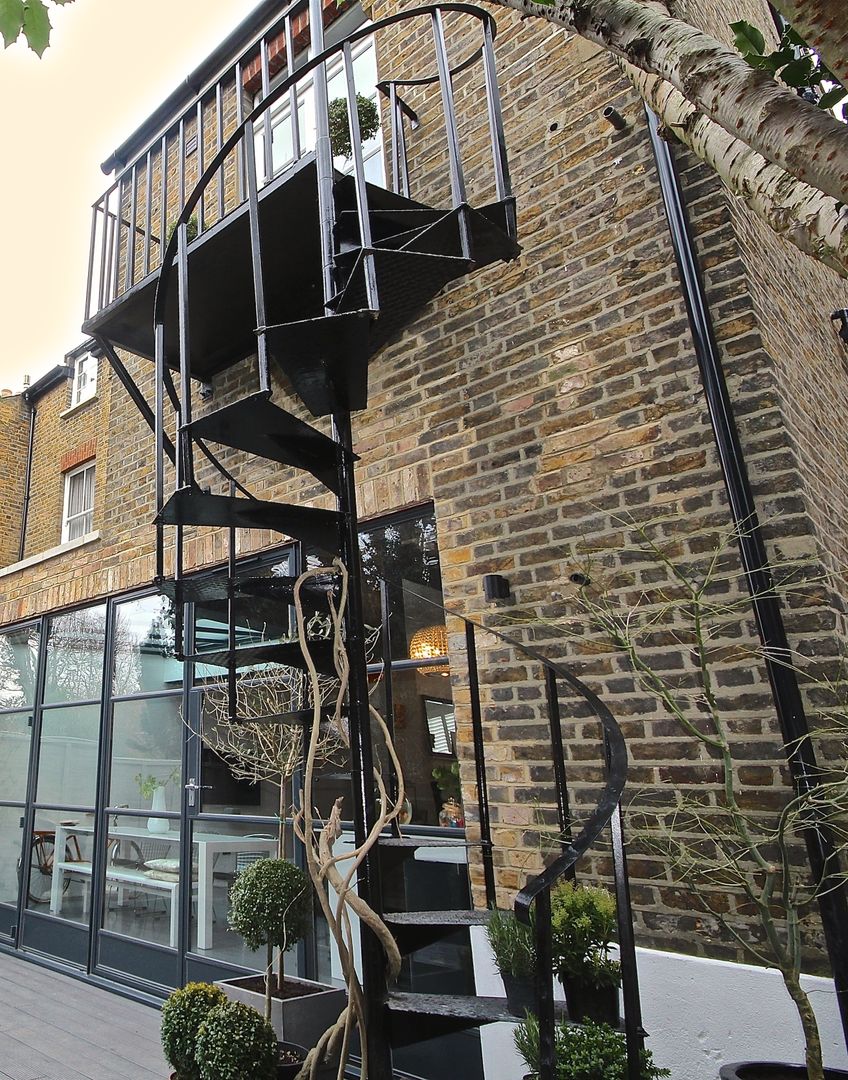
[220,856,345,1064]
[161,981,228,1080]
[195,1000,277,1080]
[514,1015,669,1080]
[486,906,537,1016]
[551,881,621,1025]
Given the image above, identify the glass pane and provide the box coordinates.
[371,667,461,829]
[189,820,279,960]
[358,512,446,663]
[36,704,101,806]
[44,605,107,704]
[0,806,23,908]
[0,624,40,708]
[113,594,182,695]
[27,810,95,923]
[99,814,181,949]
[109,696,182,811]
[0,711,34,801]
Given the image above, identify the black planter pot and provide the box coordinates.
[277,1040,308,1079]
[720,1064,848,1080]
[561,976,620,1026]
[502,972,536,1017]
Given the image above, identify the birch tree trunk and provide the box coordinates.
[488,0,848,203]
[625,63,848,277]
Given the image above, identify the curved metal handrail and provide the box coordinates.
[152,3,498,329]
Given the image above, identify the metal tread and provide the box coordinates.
[189,639,337,676]
[387,992,517,1025]
[187,391,348,494]
[157,488,341,553]
[384,910,490,927]
[225,705,335,727]
[379,837,478,849]
[265,309,373,417]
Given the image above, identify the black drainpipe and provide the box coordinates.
[18,396,36,562]
[645,106,848,1047]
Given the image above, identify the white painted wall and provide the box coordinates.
[471,928,848,1080]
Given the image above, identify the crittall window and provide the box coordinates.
[61,463,95,543]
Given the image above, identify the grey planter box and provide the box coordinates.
[217,975,345,1078]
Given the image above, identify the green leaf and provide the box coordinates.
[744,51,784,73]
[22,0,50,55]
[780,54,815,88]
[0,0,24,48]
[819,85,848,110]
[781,26,808,49]
[731,20,766,57]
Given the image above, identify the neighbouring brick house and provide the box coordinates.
[1,0,847,1077]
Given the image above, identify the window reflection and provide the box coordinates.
[0,808,23,908]
[0,712,34,801]
[44,606,107,704]
[113,595,181,696]
[36,704,101,806]
[109,697,182,812]
[0,624,39,709]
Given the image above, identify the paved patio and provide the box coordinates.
[0,950,167,1080]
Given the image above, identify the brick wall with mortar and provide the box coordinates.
[19,359,114,560]
[1,1,845,966]
[0,393,29,568]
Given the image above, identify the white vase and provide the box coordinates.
[148,785,170,833]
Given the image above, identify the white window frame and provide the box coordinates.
[255,34,385,187]
[61,462,96,544]
[71,352,98,408]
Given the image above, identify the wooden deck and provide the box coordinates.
[0,949,167,1080]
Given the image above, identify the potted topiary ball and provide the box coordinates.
[196,1000,278,1080]
[551,881,622,1025]
[227,858,312,1022]
[486,907,537,1016]
[161,981,228,1080]
[219,856,345,1068]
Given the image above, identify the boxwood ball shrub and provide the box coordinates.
[161,981,228,1080]
[196,1000,277,1080]
[228,857,312,1018]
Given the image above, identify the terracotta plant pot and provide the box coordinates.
[720,1065,848,1080]
[502,972,535,1017]
[561,976,620,1026]
[277,1040,308,1079]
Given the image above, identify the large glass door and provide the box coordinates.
[95,593,184,988]
[0,624,40,942]
[21,606,106,967]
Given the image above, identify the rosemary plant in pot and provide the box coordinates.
[486,906,536,1016]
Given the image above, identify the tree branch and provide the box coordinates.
[487,0,848,203]
[770,0,848,89]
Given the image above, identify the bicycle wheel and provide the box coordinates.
[28,836,55,905]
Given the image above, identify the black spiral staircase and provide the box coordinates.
[85,3,644,1077]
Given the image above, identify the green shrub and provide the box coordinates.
[551,882,621,989]
[196,1001,277,1080]
[160,981,228,1080]
[486,907,536,979]
[328,93,380,158]
[514,1016,669,1080]
[228,857,311,953]
[228,857,312,1018]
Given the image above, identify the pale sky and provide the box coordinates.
[0,0,258,392]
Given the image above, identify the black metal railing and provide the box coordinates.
[463,617,643,1080]
[84,1,515,323]
[148,3,516,585]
